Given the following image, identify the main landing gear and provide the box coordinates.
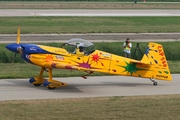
[29,67,67,90]
[150,78,158,86]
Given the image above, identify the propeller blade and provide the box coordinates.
[12,53,17,63]
[17,25,20,44]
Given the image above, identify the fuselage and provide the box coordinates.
[6,43,152,78]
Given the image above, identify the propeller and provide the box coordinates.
[12,53,17,63]
[17,25,20,44]
[12,25,21,63]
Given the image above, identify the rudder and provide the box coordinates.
[141,42,172,81]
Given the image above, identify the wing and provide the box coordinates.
[43,62,79,70]
[43,61,94,73]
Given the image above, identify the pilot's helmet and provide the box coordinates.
[77,43,84,52]
[77,43,84,48]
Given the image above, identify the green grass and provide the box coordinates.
[0,16,180,34]
[0,95,180,120]
[1,1,180,10]
[166,61,180,73]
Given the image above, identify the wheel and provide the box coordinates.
[33,84,41,86]
[153,82,158,86]
[48,87,56,90]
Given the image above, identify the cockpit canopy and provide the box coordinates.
[62,38,95,54]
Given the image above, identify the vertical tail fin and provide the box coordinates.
[141,42,172,81]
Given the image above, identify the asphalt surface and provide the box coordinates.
[1,9,180,16]
[0,75,179,101]
[1,33,180,44]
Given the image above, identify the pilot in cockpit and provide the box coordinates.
[76,43,85,55]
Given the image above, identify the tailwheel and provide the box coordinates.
[33,83,41,86]
[48,87,56,90]
[150,78,158,86]
[153,82,158,86]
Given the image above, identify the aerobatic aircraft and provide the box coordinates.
[6,26,172,89]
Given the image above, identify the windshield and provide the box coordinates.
[62,38,94,47]
[62,38,95,54]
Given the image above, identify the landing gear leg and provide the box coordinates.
[35,67,45,86]
[29,67,47,86]
[47,68,56,90]
[43,68,67,90]
[150,78,158,86]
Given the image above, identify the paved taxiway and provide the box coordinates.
[1,9,180,16]
[0,75,179,101]
[1,33,180,44]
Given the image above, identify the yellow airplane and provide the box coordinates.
[6,26,172,89]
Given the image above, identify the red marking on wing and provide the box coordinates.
[65,65,73,69]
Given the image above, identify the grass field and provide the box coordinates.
[0,16,180,34]
[0,2,180,9]
[0,95,180,120]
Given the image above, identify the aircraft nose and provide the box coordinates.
[5,44,21,53]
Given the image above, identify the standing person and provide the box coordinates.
[123,38,132,58]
